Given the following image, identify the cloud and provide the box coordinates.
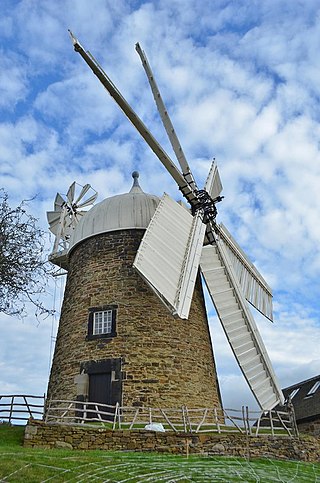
[0,50,28,108]
[0,311,55,395]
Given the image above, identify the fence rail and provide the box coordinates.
[0,395,297,437]
[45,399,298,437]
[0,394,45,424]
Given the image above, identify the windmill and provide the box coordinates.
[66,32,285,412]
[47,181,98,266]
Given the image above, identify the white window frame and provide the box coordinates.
[93,310,113,335]
[305,380,320,397]
[288,388,300,400]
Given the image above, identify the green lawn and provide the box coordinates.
[0,424,319,482]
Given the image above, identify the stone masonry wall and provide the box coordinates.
[299,418,320,437]
[47,230,221,409]
[24,420,320,463]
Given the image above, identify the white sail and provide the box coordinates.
[200,242,284,410]
[216,223,273,321]
[205,160,223,201]
[133,193,206,319]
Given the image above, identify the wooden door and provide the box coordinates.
[88,372,112,420]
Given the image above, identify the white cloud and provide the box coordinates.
[0,50,28,108]
[0,311,55,395]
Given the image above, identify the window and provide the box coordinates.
[87,305,117,340]
[305,380,320,398]
[93,310,112,335]
[288,388,300,400]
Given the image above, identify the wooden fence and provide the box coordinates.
[45,399,298,437]
[0,394,45,424]
[0,395,298,437]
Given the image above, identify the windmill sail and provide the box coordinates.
[54,193,65,212]
[47,211,63,234]
[69,31,198,207]
[200,242,284,410]
[216,224,273,321]
[66,181,76,204]
[205,161,223,201]
[133,193,206,319]
[74,183,91,204]
[135,43,197,191]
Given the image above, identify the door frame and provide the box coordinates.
[81,358,122,408]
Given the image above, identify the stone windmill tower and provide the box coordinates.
[46,173,222,410]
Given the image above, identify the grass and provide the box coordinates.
[0,424,319,482]
[0,423,25,447]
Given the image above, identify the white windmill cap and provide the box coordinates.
[69,171,160,252]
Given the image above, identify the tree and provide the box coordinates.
[0,190,52,317]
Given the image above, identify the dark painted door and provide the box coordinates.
[88,372,112,420]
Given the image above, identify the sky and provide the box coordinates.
[1,0,320,411]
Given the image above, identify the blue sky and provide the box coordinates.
[1,0,320,409]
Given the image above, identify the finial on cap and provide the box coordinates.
[130,170,143,193]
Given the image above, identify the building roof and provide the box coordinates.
[282,374,320,422]
[70,171,160,252]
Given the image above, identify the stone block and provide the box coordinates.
[55,441,73,449]
[79,441,89,449]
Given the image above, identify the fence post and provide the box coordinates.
[255,413,261,436]
[185,406,192,433]
[246,406,251,435]
[182,406,187,432]
[8,396,14,424]
[287,400,299,438]
[43,393,46,420]
[118,403,121,429]
[269,410,274,436]
[241,406,245,434]
[23,396,32,418]
[214,407,221,433]
[44,399,51,423]
[113,402,119,430]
